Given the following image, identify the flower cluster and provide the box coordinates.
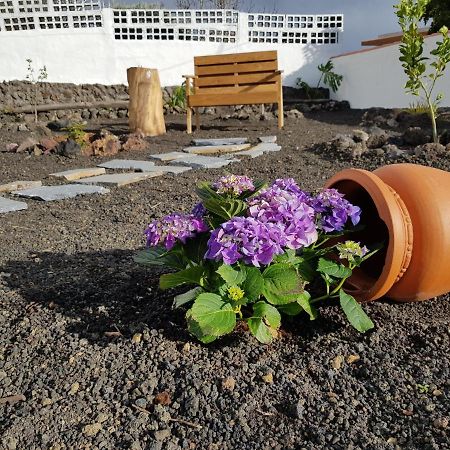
[145,213,208,250]
[213,174,255,196]
[205,217,284,266]
[312,189,361,232]
[247,180,318,250]
[337,241,368,263]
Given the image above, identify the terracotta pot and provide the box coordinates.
[325,163,450,302]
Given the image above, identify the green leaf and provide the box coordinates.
[183,233,209,265]
[216,264,246,285]
[186,311,217,343]
[317,258,352,279]
[189,293,236,338]
[173,287,203,309]
[240,266,264,301]
[159,265,206,290]
[339,290,374,333]
[253,301,281,328]
[202,198,248,220]
[277,302,303,316]
[262,264,304,305]
[247,317,273,344]
[134,247,185,270]
[296,291,318,320]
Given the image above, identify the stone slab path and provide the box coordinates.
[0,196,28,213]
[148,152,186,162]
[49,167,106,181]
[77,172,163,187]
[259,136,277,143]
[13,184,110,201]
[183,144,251,155]
[98,159,155,171]
[0,180,42,193]
[170,155,238,169]
[193,138,248,146]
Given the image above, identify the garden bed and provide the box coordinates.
[1,111,449,449]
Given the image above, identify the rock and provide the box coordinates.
[171,155,237,169]
[384,144,405,159]
[132,333,142,344]
[403,127,430,146]
[57,139,82,158]
[33,146,43,156]
[89,130,121,156]
[122,133,148,152]
[352,130,369,143]
[386,118,399,128]
[386,437,398,445]
[183,144,251,155]
[222,376,236,391]
[69,382,80,395]
[5,143,19,152]
[13,184,110,201]
[154,391,171,406]
[433,417,449,429]
[98,159,155,171]
[193,138,248,146]
[332,355,344,370]
[47,119,72,131]
[82,422,102,437]
[0,197,28,214]
[149,152,186,162]
[77,172,163,187]
[262,373,273,383]
[286,109,304,119]
[433,389,443,397]
[346,354,361,364]
[237,111,250,120]
[154,429,171,441]
[447,143,450,153]
[40,138,59,153]
[332,134,355,151]
[17,123,29,132]
[50,167,106,181]
[351,142,366,158]
[17,137,39,153]
[259,136,277,143]
[42,398,53,406]
[367,132,388,149]
[414,142,446,157]
[0,180,42,193]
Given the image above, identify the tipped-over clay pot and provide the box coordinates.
[325,163,450,302]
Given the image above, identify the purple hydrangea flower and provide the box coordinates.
[213,174,255,196]
[247,181,318,249]
[312,189,361,232]
[145,213,208,250]
[192,202,207,218]
[205,217,285,267]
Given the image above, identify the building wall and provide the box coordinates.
[0,1,401,88]
[331,34,450,108]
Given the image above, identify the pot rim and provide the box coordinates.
[325,168,413,301]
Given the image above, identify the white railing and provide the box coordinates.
[0,6,344,45]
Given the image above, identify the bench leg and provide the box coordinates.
[195,107,200,131]
[278,79,284,129]
[187,107,192,134]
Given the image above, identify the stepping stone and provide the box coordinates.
[0,180,41,193]
[149,152,186,162]
[251,143,282,153]
[183,144,251,155]
[49,167,106,181]
[259,136,277,143]
[193,138,248,146]
[98,159,155,171]
[77,172,163,186]
[151,165,191,175]
[13,184,109,201]
[0,196,28,213]
[234,148,266,159]
[171,155,237,169]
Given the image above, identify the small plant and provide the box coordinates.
[64,123,88,147]
[406,99,432,114]
[136,175,378,344]
[25,58,48,123]
[166,84,187,109]
[417,383,430,393]
[296,60,343,99]
[395,0,450,143]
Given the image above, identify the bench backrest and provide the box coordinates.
[190,50,280,107]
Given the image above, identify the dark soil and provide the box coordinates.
[1,112,449,450]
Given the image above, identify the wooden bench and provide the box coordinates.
[183,50,284,134]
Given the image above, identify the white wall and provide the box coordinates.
[0,2,403,88]
[331,34,450,108]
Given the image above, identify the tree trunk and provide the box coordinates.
[127,67,166,137]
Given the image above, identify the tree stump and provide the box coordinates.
[127,67,166,137]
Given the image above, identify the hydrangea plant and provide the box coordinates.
[135,175,378,344]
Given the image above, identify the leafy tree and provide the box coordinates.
[395,0,450,143]
[424,0,450,33]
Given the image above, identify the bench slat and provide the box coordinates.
[196,72,279,88]
[196,84,278,95]
[194,50,277,66]
[188,91,278,107]
[196,60,278,76]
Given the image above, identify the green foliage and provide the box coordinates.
[406,99,433,114]
[64,123,87,147]
[25,58,48,123]
[136,179,378,344]
[317,60,344,93]
[166,84,187,109]
[424,0,450,33]
[395,0,450,142]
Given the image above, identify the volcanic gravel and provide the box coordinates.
[1,112,449,450]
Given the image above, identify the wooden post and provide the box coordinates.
[185,76,192,134]
[127,67,166,137]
